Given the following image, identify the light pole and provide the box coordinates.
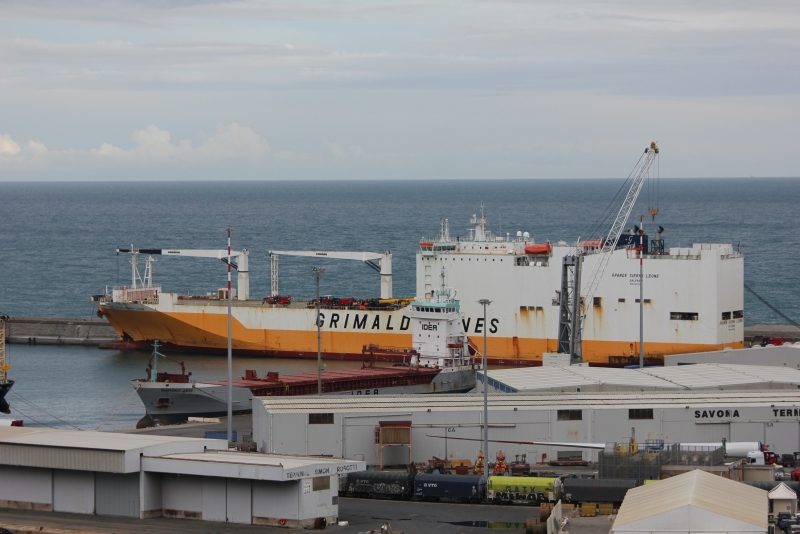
[226,229,233,445]
[479,298,492,481]
[312,267,325,395]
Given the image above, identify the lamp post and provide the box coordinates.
[478,298,492,481]
[226,229,233,445]
[312,267,325,395]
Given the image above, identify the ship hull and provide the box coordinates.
[0,381,13,414]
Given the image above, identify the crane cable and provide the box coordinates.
[744,284,800,328]
[8,390,83,431]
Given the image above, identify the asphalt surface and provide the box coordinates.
[0,498,540,534]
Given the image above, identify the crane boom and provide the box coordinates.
[117,247,250,300]
[580,142,659,318]
[268,250,392,299]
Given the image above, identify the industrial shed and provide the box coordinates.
[253,389,800,466]
[478,363,800,394]
[0,427,364,528]
[665,344,800,367]
[612,469,767,534]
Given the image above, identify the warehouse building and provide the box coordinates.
[0,427,364,528]
[665,343,800,367]
[477,363,800,394]
[612,470,767,534]
[254,390,800,465]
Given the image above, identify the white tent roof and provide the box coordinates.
[769,482,797,500]
[613,470,767,533]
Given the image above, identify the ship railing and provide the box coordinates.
[112,286,162,304]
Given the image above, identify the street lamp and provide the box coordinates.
[478,298,492,481]
[312,267,325,395]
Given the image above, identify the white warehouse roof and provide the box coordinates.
[613,469,767,533]
[479,363,800,393]
[143,451,365,481]
[0,426,226,473]
[257,389,800,413]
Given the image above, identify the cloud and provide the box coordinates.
[0,123,302,168]
[327,142,394,160]
[0,135,21,156]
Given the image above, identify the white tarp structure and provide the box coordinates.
[612,470,767,534]
[768,482,797,516]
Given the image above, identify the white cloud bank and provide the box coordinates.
[0,123,303,168]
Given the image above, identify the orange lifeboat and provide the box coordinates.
[581,239,603,248]
[524,243,552,255]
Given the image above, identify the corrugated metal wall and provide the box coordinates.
[162,474,202,516]
[0,444,124,472]
[226,479,252,524]
[53,470,94,514]
[95,472,139,517]
[201,477,226,522]
[0,465,52,508]
[253,480,299,521]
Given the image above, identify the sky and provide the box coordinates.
[0,0,798,181]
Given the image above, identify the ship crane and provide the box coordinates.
[558,142,659,362]
[268,250,392,299]
[117,247,250,300]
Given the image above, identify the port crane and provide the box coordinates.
[117,246,250,300]
[558,142,659,362]
[268,250,393,299]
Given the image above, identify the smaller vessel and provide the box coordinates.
[0,316,13,415]
[133,276,480,426]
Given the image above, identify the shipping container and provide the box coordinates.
[561,478,635,504]
[345,471,414,498]
[414,473,485,501]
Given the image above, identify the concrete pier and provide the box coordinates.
[4,317,118,346]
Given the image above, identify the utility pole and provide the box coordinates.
[479,298,492,481]
[227,229,233,445]
[312,267,325,395]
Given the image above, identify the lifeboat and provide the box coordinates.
[581,239,603,249]
[524,243,552,255]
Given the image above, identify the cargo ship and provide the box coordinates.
[133,285,479,425]
[97,148,744,366]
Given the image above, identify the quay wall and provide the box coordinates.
[3,317,118,346]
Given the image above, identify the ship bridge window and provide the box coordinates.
[721,311,731,320]
[629,408,653,420]
[593,297,601,307]
[670,312,698,321]
[733,310,744,319]
[618,298,625,303]
[635,299,651,304]
[309,413,334,425]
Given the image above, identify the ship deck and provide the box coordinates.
[205,366,441,396]
[174,296,415,310]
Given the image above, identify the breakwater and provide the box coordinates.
[4,317,118,346]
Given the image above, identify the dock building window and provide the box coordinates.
[309,413,334,425]
[670,312,698,321]
[557,410,583,421]
[312,477,331,491]
[629,409,653,420]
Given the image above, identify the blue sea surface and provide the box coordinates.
[1,178,799,430]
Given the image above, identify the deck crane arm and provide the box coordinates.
[580,142,659,312]
[268,250,392,299]
[117,247,250,300]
